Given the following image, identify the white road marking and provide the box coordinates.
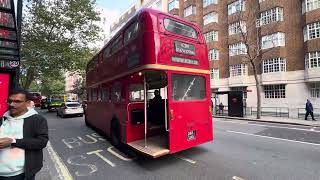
[46,141,73,180]
[227,130,320,146]
[215,120,248,125]
[232,176,245,180]
[107,146,134,161]
[215,119,320,133]
[173,155,197,164]
[87,150,116,167]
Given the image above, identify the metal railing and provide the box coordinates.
[298,108,320,119]
[213,106,289,118]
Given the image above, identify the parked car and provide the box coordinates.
[47,99,64,112]
[56,102,84,118]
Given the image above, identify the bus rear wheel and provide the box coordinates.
[84,115,89,126]
[111,120,122,149]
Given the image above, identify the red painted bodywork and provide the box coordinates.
[0,73,9,116]
[29,92,41,107]
[86,8,213,154]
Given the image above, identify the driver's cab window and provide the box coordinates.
[129,84,144,102]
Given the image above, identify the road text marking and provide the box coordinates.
[107,147,134,161]
[173,155,197,164]
[232,176,245,180]
[87,150,116,167]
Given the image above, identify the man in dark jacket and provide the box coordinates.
[305,99,315,121]
[0,88,48,180]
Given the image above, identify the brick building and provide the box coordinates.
[167,0,320,117]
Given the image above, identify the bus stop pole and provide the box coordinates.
[144,75,147,147]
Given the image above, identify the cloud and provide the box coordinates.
[92,6,120,48]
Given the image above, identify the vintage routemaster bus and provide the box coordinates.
[85,8,213,158]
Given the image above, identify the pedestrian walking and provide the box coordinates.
[305,99,315,121]
[219,102,224,115]
[0,88,49,180]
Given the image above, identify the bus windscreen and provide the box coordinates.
[163,18,197,39]
[171,74,205,101]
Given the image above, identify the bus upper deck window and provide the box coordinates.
[163,18,197,39]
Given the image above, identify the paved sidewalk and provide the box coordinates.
[214,115,320,126]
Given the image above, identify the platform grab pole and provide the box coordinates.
[144,75,147,147]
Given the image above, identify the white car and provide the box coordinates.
[57,102,84,118]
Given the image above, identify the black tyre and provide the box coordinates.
[111,120,122,149]
[84,115,90,126]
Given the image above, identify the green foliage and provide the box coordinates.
[20,0,101,90]
[40,74,65,96]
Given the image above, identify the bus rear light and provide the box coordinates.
[209,106,212,113]
[170,109,174,120]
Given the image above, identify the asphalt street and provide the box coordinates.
[38,109,320,180]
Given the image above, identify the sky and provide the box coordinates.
[94,0,137,47]
[96,0,136,13]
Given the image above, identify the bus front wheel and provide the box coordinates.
[111,120,122,149]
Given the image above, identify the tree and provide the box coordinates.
[20,0,101,89]
[230,0,280,119]
[40,74,65,96]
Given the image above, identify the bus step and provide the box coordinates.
[128,135,169,158]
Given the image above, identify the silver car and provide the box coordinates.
[57,102,84,118]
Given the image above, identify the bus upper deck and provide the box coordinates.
[86,8,209,88]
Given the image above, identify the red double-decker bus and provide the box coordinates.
[85,8,213,158]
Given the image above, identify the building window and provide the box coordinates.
[261,32,285,50]
[263,57,286,73]
[204,30,218,42]
[305,51,320,69]
[257,7,284,27]
[209,49,219,60]
[228,21,246,35]
[203,0,218,7]
[228,0,245,15]
[184,5,196,17]
[210,68,219,80]
[203,12,218,25]
[264,84,286,98]
[168,0,179,11]
[302,0,320,13]
[229,42,247,56]
[303,21,320,41]
[310,83,320,98]
[229,64,246,77]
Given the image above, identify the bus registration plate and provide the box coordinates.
[187,130,196,140]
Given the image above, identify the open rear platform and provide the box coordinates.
[128,135,169,158]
